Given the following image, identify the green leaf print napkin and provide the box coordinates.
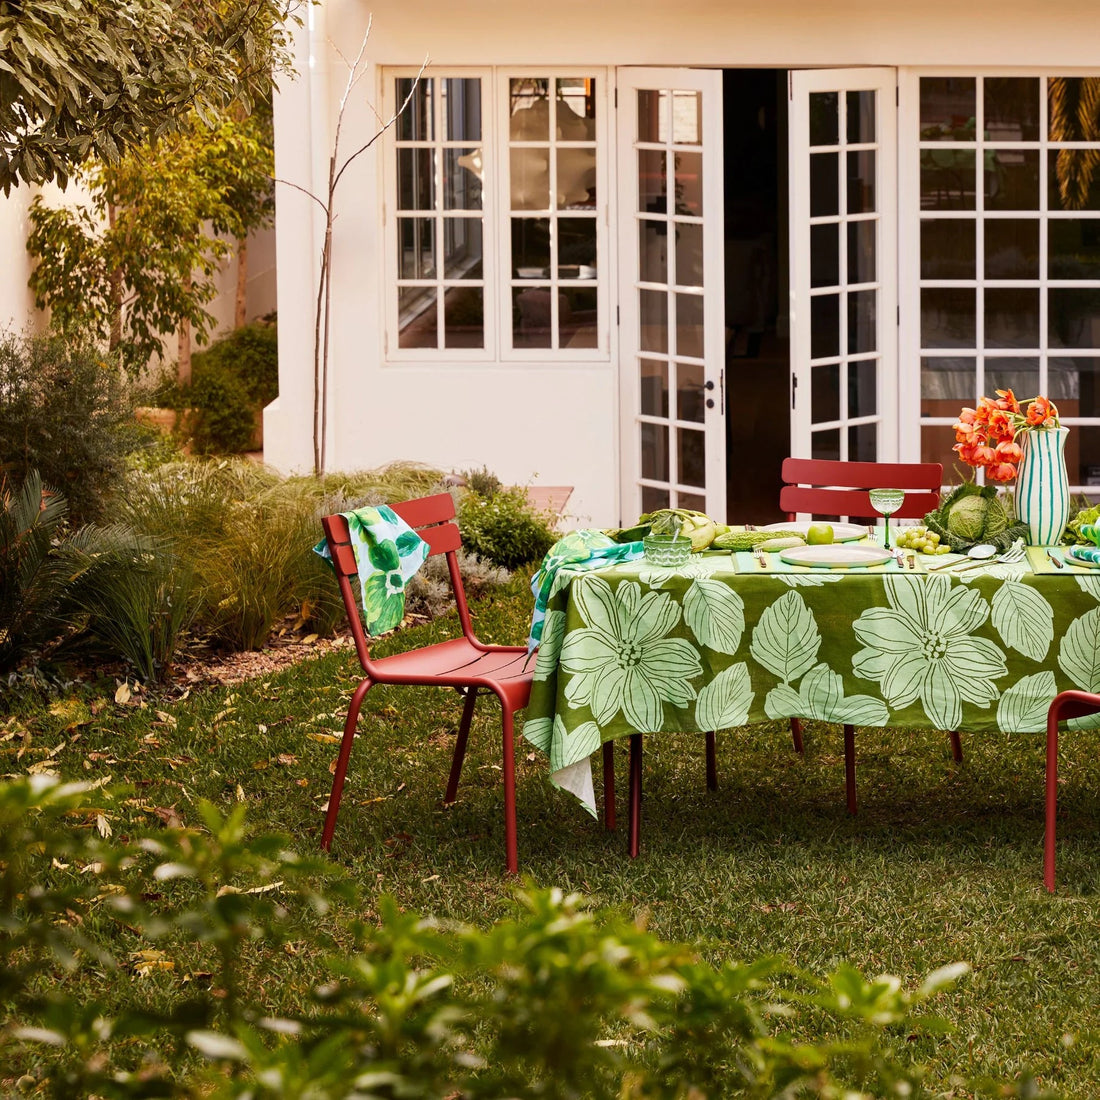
[314,505,430,636]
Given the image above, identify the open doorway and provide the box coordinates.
[723,69,790,523]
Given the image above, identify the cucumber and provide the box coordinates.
[756,536,806,551]
[711,529,801,551]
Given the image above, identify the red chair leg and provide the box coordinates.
[705,730,717,790]
[949,730,963,763]
[790,717,805,754]
[321,678,373,851]
[1045,707,1060,892]
[602,740,616,831]
[628,734,643,859]
[501,707,518,875]
[844,724,857,815]
[445,687,479,804]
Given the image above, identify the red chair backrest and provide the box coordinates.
[779,458,942,521]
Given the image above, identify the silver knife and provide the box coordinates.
[1046,548,1064,569]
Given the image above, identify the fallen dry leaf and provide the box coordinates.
[150,805,184,829]
[276,754,298,766]
[114,682,132,705]
[130,950,174,978]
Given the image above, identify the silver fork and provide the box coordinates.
[949,539,1026,574]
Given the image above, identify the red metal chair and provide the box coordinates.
[320,492,593,874]
[779,458,957,814]
[1044,690,1100,891]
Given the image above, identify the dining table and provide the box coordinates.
[522,535,1100,815]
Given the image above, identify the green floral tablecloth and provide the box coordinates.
[523,553,1100,813]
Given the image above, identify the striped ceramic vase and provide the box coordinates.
[1014,426,1070,546]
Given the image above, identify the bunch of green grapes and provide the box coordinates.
[894,525,952,555]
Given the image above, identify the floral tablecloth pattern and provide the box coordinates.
[523,554,1100,811]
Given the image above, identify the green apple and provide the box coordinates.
[806,523,834,545]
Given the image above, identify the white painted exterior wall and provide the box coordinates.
[268,0,1100,526]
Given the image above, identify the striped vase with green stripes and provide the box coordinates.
[1014,426,1070,546]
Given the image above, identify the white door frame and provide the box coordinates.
[788,68,899,463]
[615,67,726,523]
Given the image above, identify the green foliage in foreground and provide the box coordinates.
[1,775,999,1098]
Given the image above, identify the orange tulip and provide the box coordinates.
[986,461,1018,482]
[995,439,1023,463]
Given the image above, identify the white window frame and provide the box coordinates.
[899,67,1100,489]
[382,67,612,364]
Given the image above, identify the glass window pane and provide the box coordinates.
[809,92,839,146]
[1049,149,1100,212]
[642,485,670,512]
[848,290,876,354]
[559,217,597,275]
[1070,425,1100,489]
[676,293,704,358]
[848,221,877,284]
[443,287,483,349]
[678,427,705,487]
[849,360,878,419]
[560,288,598,349]
[676,362,705,423]
[811,223,839,288]
[511,78,549,140]
[671,91,701,144]
[398,218,435,279]
[1049,78,1100,142]
[847,150,876,214]
[674,151,703,215]
[640,359,669,417]
[984,219,1039,279]
[810,152,839,217]
[396,77,433,141]
[812,363,841,422]
[638,89,666,142]
[514,286,553,349]
[675,222,704,288]
[443,148,483,210]
[921,148,976,210]
[921,356,975,406]
[1050,288,1100,349]
[397,148,434,211]
[640,289,669,353]
[986,357,1039,400]
[986,150,1040,210]
[1050,219,1100,279]
[641,422,670,481]
[985,288,1039,348]
[511,147,549,210]
[398,289,437,349]
[811,294,840,359]
[811,428,841,462]
[442,219,482,277]
[443,78,481,141]
[921,219,975,279]
[922,287,976,347]
[512,218,550,277]
[985,77,1040,143]
[558,147,596,207]
[848,423,877,463]
[847,90,876,144]
[1048,356,1093,403]
[557,77,596,140]
[639,221,667,286]
[677,491,707,511]
[639,149,667,213]
[921,422,959,466]
[920,77,976,140]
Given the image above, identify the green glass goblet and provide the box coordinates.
[868,488,906,550]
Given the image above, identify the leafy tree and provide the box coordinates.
[26,111,274,378]
[0,0,298,193]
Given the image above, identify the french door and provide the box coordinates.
[616,67,726,523]
[789,68,898,463]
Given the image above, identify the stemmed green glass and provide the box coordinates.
[868,488,905,550]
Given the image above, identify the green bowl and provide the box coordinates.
[643,534,692,566]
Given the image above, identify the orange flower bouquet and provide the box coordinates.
[953,389,1060,483]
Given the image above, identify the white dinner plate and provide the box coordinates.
[779,544,894,569]
[761,520,868,543]
[1068,546,1100,568]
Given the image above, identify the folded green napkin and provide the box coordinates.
[314,505,429,636]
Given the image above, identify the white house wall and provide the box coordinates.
[269,0,1100,526]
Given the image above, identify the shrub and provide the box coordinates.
[181,362,256,455]
[0,332,141,523]
[191,321,278,407]
[458,482,557,569]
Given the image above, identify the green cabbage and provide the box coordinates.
[924,483,1027,551]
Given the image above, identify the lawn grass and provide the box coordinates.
[8,566,1100,1095]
